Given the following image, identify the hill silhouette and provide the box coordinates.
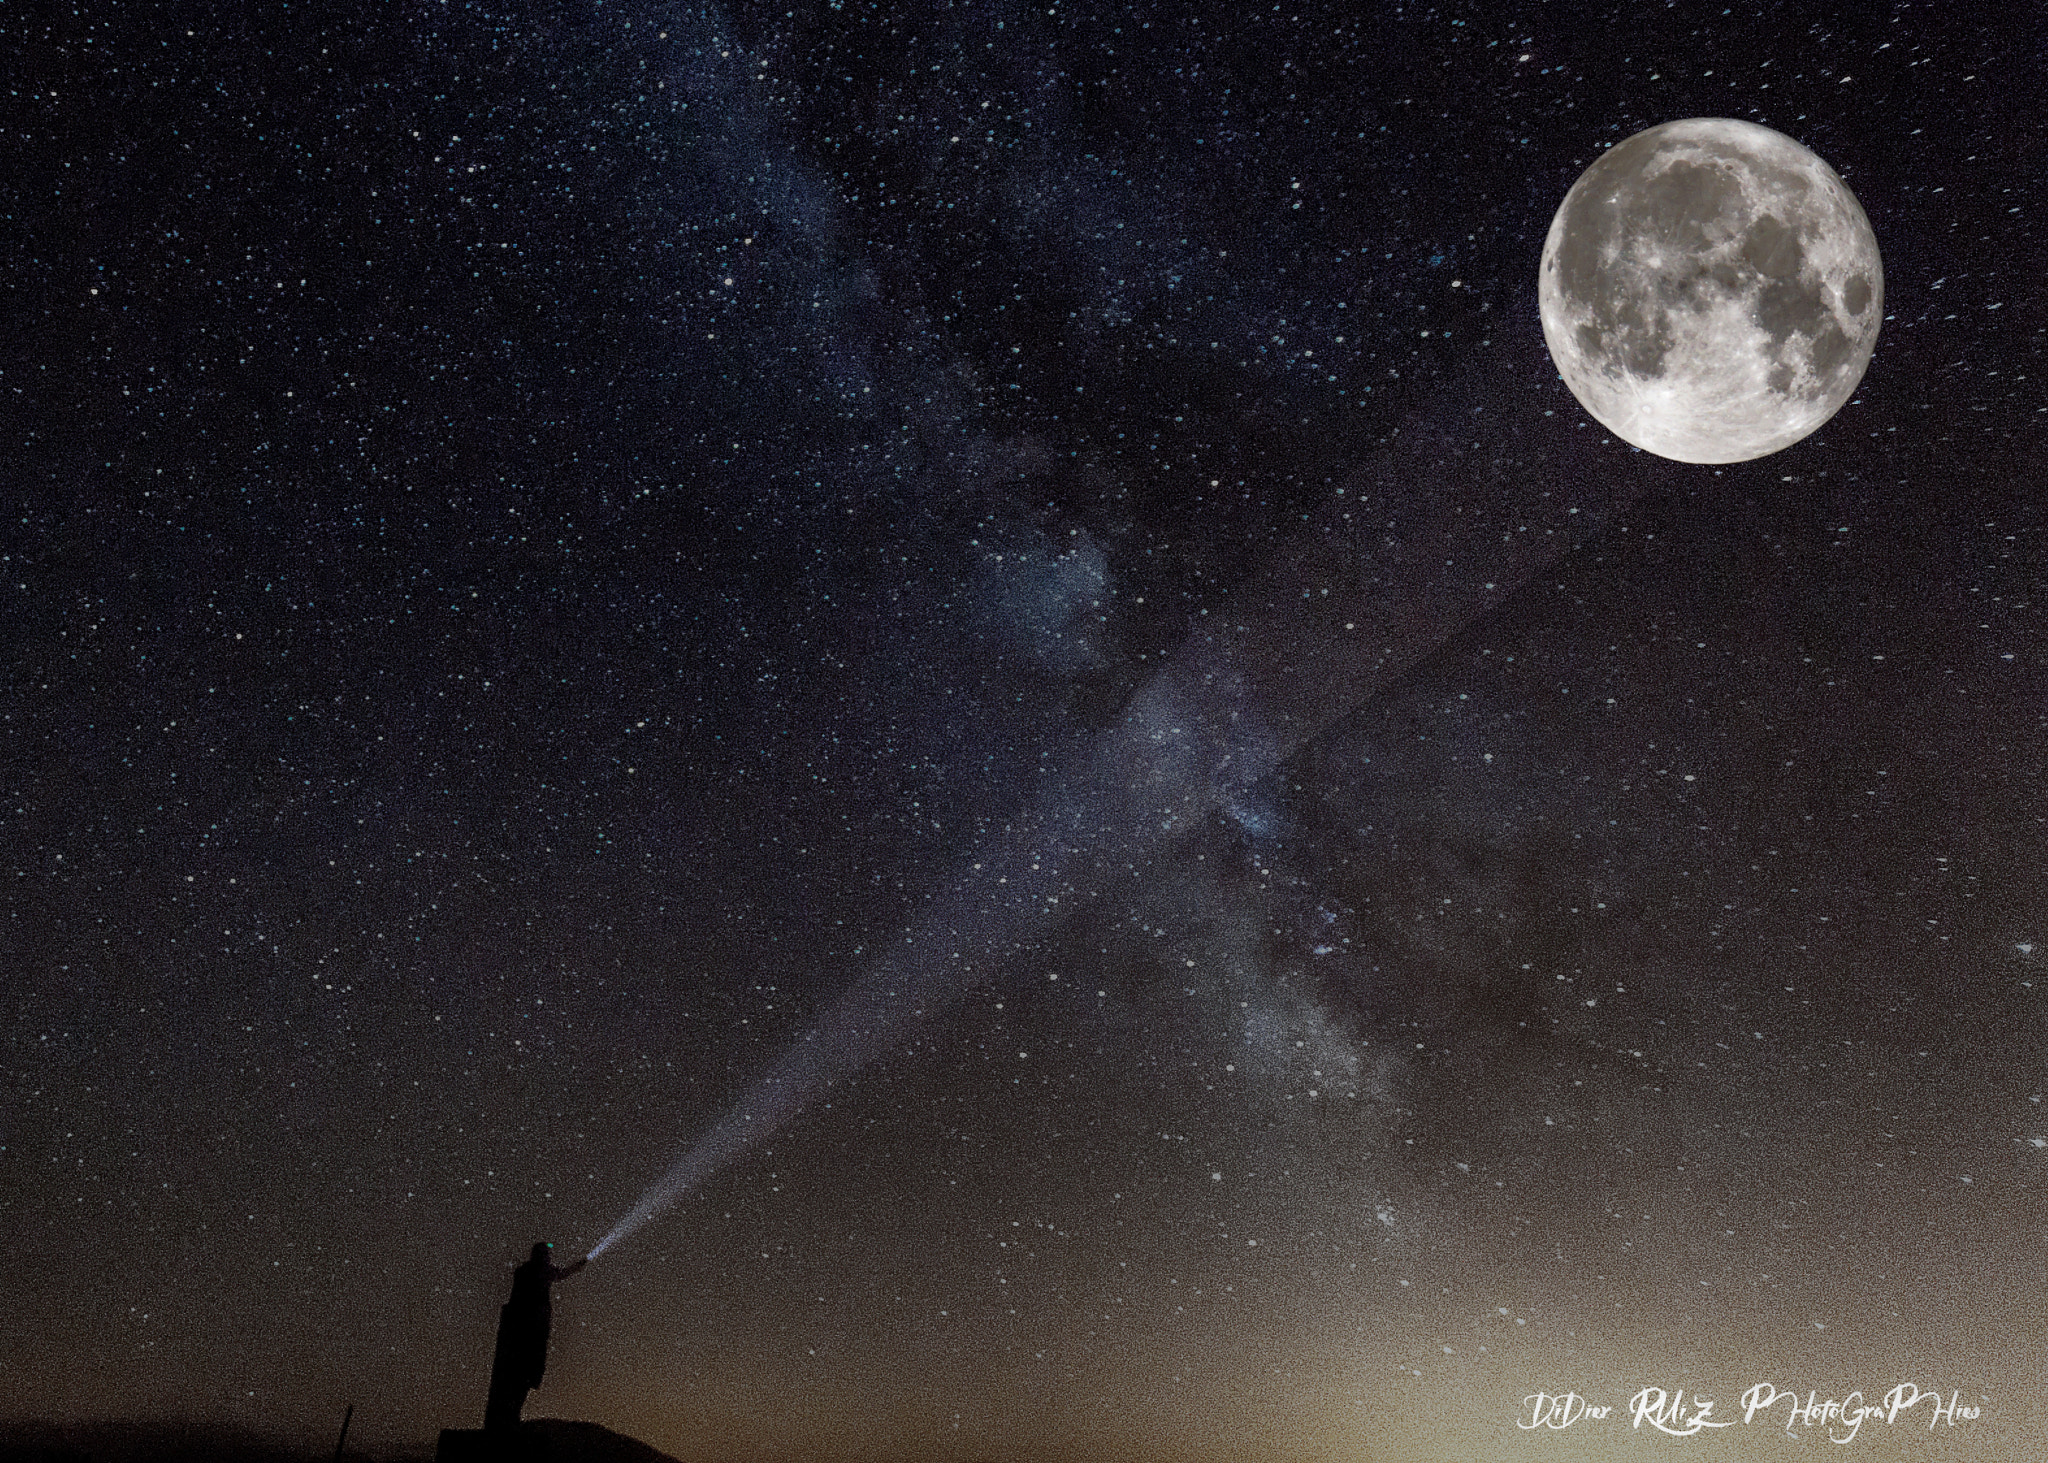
[519,1421,682,1463]
[0,1418,678,1463]
[437,1420,684,1463]
[0,1417,415,1463]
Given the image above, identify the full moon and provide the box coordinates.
[1538,118,1882,463]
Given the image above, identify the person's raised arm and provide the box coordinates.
[555,1256,589,1282]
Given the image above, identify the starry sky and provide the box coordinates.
[6,1,2045,1460]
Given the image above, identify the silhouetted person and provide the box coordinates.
[483,1241,588,1433]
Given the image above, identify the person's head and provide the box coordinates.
[530,1241,553,1264]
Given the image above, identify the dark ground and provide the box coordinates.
[0,1418,676,1463]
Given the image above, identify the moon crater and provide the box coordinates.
[1540,119,1882,463]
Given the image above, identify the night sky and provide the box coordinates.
[6,1,2045,1460]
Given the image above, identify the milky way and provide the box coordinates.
[5,2,2043,1460]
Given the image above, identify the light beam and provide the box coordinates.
[592,432,1643,1259]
